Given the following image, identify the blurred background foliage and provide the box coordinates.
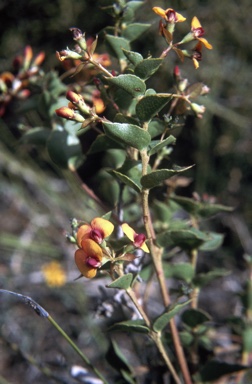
[0,0,252,383]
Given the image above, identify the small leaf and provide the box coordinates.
[107,273,133,289]
[105,35,130,61]
[193,269,230,287]
[153,301,190,332]
[105,74,146,97]
[141,165,193,189]
[105,340,133,376]
[199,232,224,251]
[111,171,141,192]
[163,262,195,283]
[122,49,143,66]
[103,122,151,150]
[198,361,248,382]
[109,319,149,334]
[122,1,144,22]
[136,94,172,122]
[114,113,139,125]
[47,129,82,169]
[181,309,211,328]
[20,127,50,146]
[171,195,233,218]
[156,228,209,250]
[134,58,163,80]
[148,135,176,156]
[111,160,144,192]
[122,23,151,42]
[88,134,124,154]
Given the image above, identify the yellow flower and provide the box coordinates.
[77,217,114,247]
[121,223,149,253]
[75,239,103,278]
[152,7,186,23]
[191,17,213,49]
[42,261,66,287]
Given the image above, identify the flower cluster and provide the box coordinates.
[152,7,212,68]
[55,89,100,127]
[73,218,149,279]
[0,45,45,116]
[74,217,114,278]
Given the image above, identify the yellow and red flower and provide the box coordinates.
[75,239,103,278]
[76,217,114,247]
[191,17,212,49]
[122,223,149,253]
[152,7,186,23]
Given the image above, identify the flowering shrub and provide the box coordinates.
[1,2,251,384]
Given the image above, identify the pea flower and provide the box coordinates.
[178,17,212,49]
[121,223,149,253]
[42,261,66,287]
[75,239,103,278]
[152,7,186,23]
[76,217,114,247]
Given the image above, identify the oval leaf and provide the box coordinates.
[47,129,82,169]
[136,94,172,122]
[111,170,141,192]
[122,48,143,66]
[153,300,191,332]
[109,319,149,334]
[103,122,151,150]
[105,74,146,97]
[135,58,163,80]
[199,361,248,382]
[156,228,210,250]
[181,309,211,328]
[105,35,130,61]
[148,135,176,156]
[141,165,193,189]
[122,23,151,42]
[107,273,133,289]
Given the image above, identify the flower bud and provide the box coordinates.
[55,106,85,122]
[191,103,206,118]
[56,49,82,62]
[69,27,87,51]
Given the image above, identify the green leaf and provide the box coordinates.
[198,361,247,382]
[134,58,163,80]
[171,195,233,218]
[122,23,151,42]
[88,134,124,154]
[105,340,133,377]
[105,74,146,97]
[156,228,209,250]
[148,135,176,156]
[147,119,165,138]
[107,273,133,289]
[105,35,130,61]
[20,127,50,146]
[243,326,252,352]
[199,232,224,251]
[182,309,211,328]
[136,94,172,123]
[141,165,194,189]
[193,269,230,287]
[153,301,190,332]
[114,113,139,125]
[109,319,149,334]
[122,49,143,66]
[103,122,151,150]
[111,160,144,192]
[163,262,195,283]
[47,129,82,169]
